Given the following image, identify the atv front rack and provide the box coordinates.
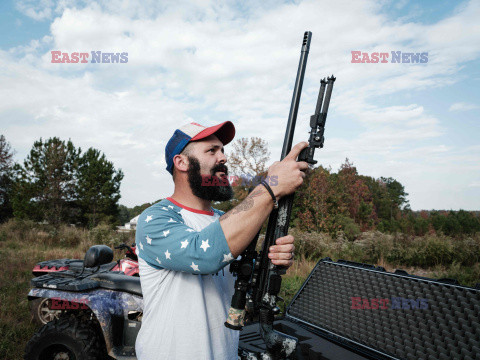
[31,270,142,296]
[31,271,104,292]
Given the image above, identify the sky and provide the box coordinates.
[0,0,479,210]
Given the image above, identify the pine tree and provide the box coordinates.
[76,148,123,227]
[0,135,15,222]
[12,137,79,225]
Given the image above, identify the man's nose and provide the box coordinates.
[218,151,227,164]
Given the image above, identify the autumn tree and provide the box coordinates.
[295,159,378,237]
[0,135,15,222]
[228,137,270,177]
[294,166,334,231]
[215,137,271,213]
[334,159,376,230]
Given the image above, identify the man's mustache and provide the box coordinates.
[211,164,228,175]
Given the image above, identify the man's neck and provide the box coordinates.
[170,188,212,212]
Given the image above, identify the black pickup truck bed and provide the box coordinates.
[240,319,377,359]
[239,258,480,360]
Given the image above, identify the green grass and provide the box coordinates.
[279,275,308,314]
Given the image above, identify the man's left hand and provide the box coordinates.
[268,235,295,267]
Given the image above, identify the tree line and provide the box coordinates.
[117,202,160,226]
[0,135,123,227]
[217,137,480,238]
[2,134,479,236]
[292,161,480,238]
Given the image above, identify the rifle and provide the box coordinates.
[226,31,336,359]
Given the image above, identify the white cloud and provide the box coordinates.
[2,0,480,209]
[15,0,54,21]
[449,102,479,111]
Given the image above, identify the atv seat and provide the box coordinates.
[90,273,142,296]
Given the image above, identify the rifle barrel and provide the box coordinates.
[280,31,312,159]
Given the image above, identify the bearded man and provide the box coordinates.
[135,121,308,359]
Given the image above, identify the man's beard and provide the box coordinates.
[187,156,234,202]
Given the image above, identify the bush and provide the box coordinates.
[0,218,134,249]
[88,224,132,248]
[88,224,112,244]
[290,229,332,260]
[55,225,86,247]
[377,219,401,233]
[452,237,480,266]
[0,218,37,237]
[334,214,360,241]
[434,262,480,287]
[413,236,454,267]
[412,217,430,236]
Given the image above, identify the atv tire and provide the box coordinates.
[25,313,106,360]
[30,298,62,325]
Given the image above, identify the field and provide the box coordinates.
[1,219,479,360]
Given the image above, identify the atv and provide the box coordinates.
[26,245,480,360]
[29,243,139,325]
[26,244,142,360]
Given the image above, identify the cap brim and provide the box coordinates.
[190,121,235,145]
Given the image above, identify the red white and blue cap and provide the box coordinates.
[165,121,235,175]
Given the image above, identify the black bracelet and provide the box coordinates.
[260,180,278,209]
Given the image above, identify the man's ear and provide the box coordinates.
[173,154,189,173]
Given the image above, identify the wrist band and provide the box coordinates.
[260,180,278,209]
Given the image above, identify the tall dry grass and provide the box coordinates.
[0,219,478,359]
[289,228,480,285]
[0,219,134,360]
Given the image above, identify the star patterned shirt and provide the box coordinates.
[135,197,238,360]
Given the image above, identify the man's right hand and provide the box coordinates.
[220,141,309,257]
[267,141,309,199]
